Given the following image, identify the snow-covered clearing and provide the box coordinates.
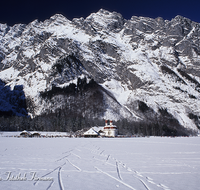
[0,136,200,190]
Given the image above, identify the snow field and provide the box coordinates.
[0,136,200,190]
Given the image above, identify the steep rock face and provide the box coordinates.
[0,9,200,132]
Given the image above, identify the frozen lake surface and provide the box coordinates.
[0,136,200,190]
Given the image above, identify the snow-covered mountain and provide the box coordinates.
[0,9,200,133]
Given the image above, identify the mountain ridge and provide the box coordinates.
[0,9,200,134]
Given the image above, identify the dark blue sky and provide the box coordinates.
[1,0,200,26]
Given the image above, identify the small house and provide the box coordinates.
[20,130,32,137]
[32,131,41,138]
[83,127,105,138]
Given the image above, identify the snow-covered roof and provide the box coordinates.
[84,127,104,136]
[31,131,41,135]
[20,130,32,135]
[93,126,104,132]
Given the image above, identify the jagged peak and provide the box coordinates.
[97,9,123,17]
[172,15,193,24]
[48,14,70,24]
[174,15,185,20]
[0,23,8,29]
[50,13,67,20]
[85,9,125,31]
[28,19,39,26]
[87,9,123,20]
[97,9,112,15]
[39,14,71,27]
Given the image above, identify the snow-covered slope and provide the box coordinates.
[0,9,200,132]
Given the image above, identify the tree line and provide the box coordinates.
[0,77,197,136]
[0,113,195,136]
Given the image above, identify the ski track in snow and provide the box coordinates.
[91,144,171,190]
[50,142,170,190]
[55,154,71,162]
[66,159,81,171]
[42,143,170,190]
[97,146,168,189]
[58,166,64,190]
[46,181,54,190]
[95,166,137,190]
[116,161,123,180]
[106,154,110,161]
